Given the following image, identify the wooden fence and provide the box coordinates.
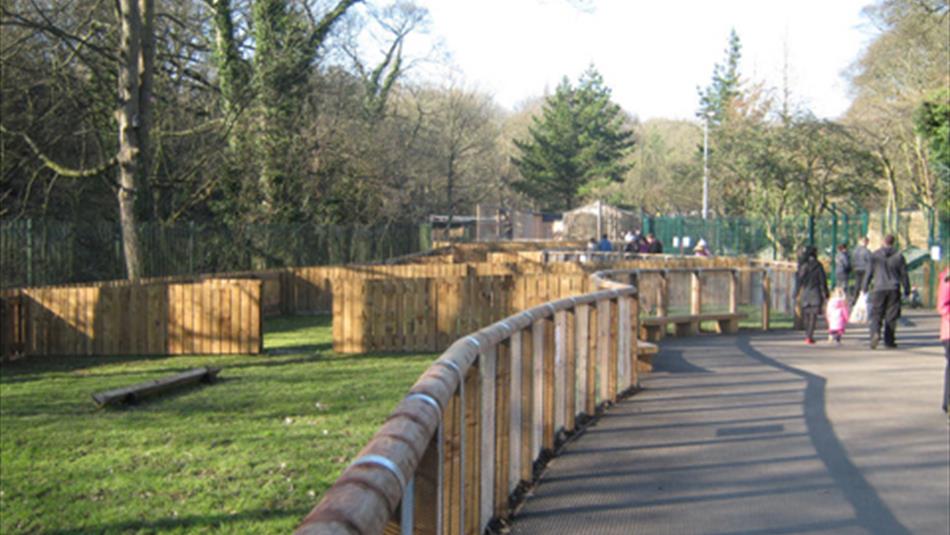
[0,278,261,358]
[297,270,640,534]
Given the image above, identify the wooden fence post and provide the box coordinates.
[554,310,568,437]
[657,271,668,318]
[729,269,738,314]
[691,270,702,316]
[532,319,545,456]
[494,339,511,519]
[762,270,771,331]
[519,326,534,483]
[564,308,576,433]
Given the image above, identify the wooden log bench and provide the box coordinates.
[92,367,221,407]
[640,312,747,342]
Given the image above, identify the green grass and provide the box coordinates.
[0,316,436,534]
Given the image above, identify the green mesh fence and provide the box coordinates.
[1,220,431,288]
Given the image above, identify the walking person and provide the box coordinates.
[825,287,850,344]
[937,266,949,413]
[794,246,828,345]
[860,234,910,349]
[835,243,851,293]
[851,237,871,303]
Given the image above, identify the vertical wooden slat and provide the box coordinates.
[586,303,597,414]
[554,310,568,433]
[608,298,619,400]
[519,325,533,483]
[531,319,544,457]
[508,329,523,493]
[564,309,580,433]
[542,315,555,450]
[574,304,589,420]
[597,299,610,405]
[691,270,702,316]
[478,346,496,533]
[494,338,511,517]
[464,364,480,535]
[762,270,771,330]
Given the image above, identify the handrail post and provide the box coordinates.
[542,314,556,451]
[519,326,533,483]
[762,270,771,331]
[608,297,619,400]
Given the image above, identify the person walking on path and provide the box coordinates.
[597,234,613,252]
[860,234,910,349]
[835,243,851,292]
[794,245,829,345]
[937,266,949,413]
[825,287,850,344]
[851,237,871,303]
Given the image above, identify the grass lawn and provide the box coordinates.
[0,316,435,534]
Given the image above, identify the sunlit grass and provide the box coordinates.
[0,316,435,534]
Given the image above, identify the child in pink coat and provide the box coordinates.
[825,287,850,344]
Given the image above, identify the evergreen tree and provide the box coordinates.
[698,29,742,125]
[512,67,635,211]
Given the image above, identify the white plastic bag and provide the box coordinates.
[850,292,868,324]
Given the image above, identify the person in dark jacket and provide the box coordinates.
[794,246,829,345]
[835,243,852,292]
[851,236,871,303]
[646,233,663,254]
[597,234,613,252]
[860,234,911,349]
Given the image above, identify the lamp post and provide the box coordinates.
[702,113,710,220]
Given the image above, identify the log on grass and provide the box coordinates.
[92,367,220,407]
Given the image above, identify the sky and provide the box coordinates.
[406,0,875,121]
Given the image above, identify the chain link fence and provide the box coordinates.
[1,220,431,289]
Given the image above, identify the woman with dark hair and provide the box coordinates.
[794,246,829,345]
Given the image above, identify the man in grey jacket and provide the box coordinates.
[861,235,911,349]
[851,237,871,303]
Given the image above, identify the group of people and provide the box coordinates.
[795,234,949,413]
[586,231,665,254]
[795,235,911,349]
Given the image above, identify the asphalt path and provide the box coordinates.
[510,310,949,535]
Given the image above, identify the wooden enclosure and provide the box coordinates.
[0,278,262,357]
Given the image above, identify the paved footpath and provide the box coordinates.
[511,311,949,535]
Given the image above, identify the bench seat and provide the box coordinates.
[640,312,747,341]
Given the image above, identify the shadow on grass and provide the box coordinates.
[45,507,311,535]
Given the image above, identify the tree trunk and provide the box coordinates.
[117,0,145,279]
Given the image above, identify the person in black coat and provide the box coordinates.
[794,246,829,344]
[860,234,911,349]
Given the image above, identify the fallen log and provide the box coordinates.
[92,367,220,407]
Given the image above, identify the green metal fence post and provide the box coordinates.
[830,204,838,288]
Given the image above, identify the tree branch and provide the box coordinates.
[1,124,117,178]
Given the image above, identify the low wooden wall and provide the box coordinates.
[0,278,262,358]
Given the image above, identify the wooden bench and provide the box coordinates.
[640,312,747,342]
[92,367,220,407]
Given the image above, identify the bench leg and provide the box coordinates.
[716,318,739,334]
[674,321,699,337]
[642,324,664,342]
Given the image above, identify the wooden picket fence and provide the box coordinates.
[0,278,261,358]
